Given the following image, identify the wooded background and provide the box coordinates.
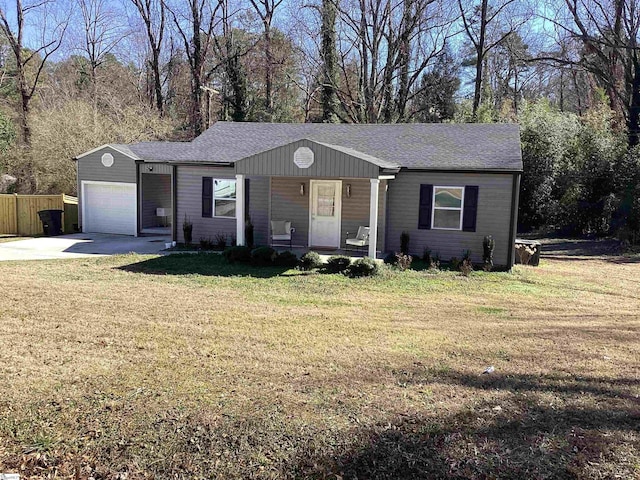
[1,0,639,240]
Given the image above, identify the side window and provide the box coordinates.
[213,179,237,218]
[432,186,464,230]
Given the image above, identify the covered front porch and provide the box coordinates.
[235,175,387,258]
[232,138,397,259]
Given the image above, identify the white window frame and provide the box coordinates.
[213,178,237,219]
[432,186,465,231]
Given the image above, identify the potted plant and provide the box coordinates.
[183,215,193,245]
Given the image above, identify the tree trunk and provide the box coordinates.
[472,0,488,120]
[264,18,273,121]
[395,0,413,122]
[628,58,640,146]
[321,0,339,123]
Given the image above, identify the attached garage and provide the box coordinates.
[81,181,137,235]
[75,145,139,236]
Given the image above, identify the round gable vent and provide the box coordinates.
[293,147,314,169]
[101,153,114,167]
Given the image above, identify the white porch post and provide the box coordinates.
[236,174,245,246]
[368,178,379,258]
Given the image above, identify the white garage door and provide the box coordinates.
[82,182,137,235]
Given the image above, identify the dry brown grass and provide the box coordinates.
[0,253,638,479]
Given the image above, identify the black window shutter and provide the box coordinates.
[202,177,213,217]
[418,184,433,229]
[462,186,479,232]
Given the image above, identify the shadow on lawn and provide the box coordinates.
[289,368,640,479]
[117,253,292,278]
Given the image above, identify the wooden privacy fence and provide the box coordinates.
[0,194,79,236]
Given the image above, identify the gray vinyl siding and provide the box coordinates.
[270,177,309,247]
[141,173,171,228]
[77,147,137,227]
[270,177,386,250]
[386,171,514,266]
[176,165,237,244]
[77,148,137,183]
[248,176,270,246]
[236,139,380,178]
[140,163,172,175]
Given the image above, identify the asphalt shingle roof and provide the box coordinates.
[125,121,522,171]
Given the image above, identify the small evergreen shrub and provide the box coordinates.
[400,231,410,255]
[245,218,255,249]
[483,235,495,271]
[422,247,432,264]
[395,253,413,271]
[183,215,193,245]
[274,250,298,267]
[346,257,379,277]
[251,246,277,265]
[223,245,251,263]
[383,252,398,265]
[449,257,460,271]
[299,251,323,271]
[325,255,351,273]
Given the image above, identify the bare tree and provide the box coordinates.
[458,0,529,120]
[76,0,128,129]
[335,0,456,123]
[0,0,68,145]
[536,0,640,144]
[249,0,284,121]
[130,0,166,115]
[164,0,222,136]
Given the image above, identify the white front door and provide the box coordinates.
[309,180,341,248]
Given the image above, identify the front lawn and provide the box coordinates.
[0,253,638,479]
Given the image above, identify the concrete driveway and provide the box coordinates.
[0,233,171,261]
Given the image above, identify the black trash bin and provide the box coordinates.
[38,209,64,236]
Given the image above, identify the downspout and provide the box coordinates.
[507,172,521,269]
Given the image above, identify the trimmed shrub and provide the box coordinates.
[346,257,379,277]
[395,253,413,271]
[326,255,351,273]
[383,252,398,265]
[422,247,432,264]
[274,250,298,267]
[299,251,323,271]
[223,245,251,263]
[400,231,410,255]
[429,252,441,270]
[251,246,277,265]
[460,258,474,276]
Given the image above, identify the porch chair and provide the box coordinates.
[271,220,295,248]
[345,226,370,252]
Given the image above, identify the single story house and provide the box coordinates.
[73,122,522,267]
